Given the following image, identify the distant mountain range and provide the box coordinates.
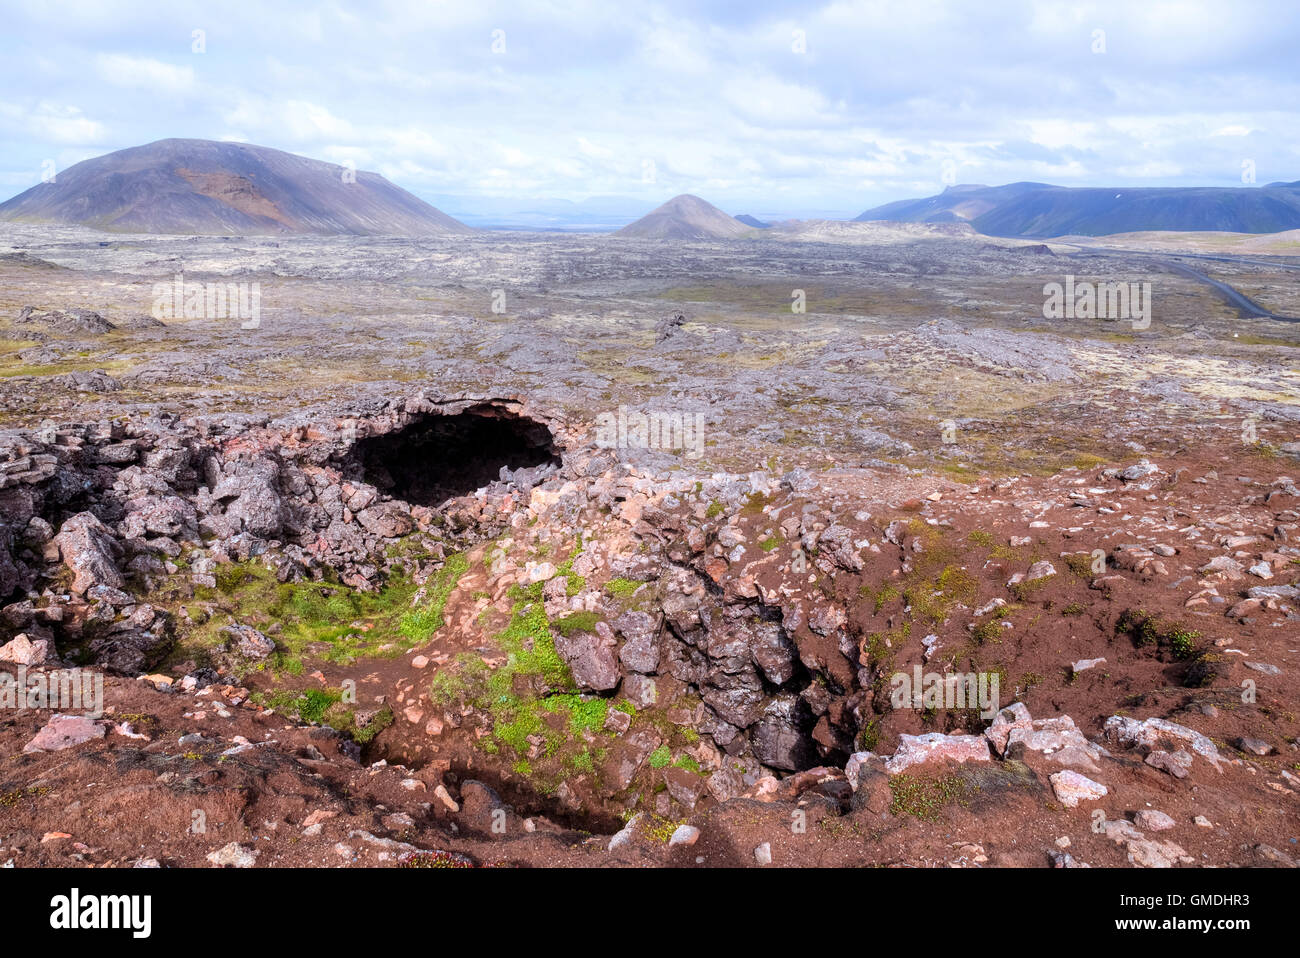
[613,194,756,240]
[3,138,1299,239]
[856,181,1300,237]
[0,139,472,235]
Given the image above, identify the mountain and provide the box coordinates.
[614,194,755,240]
[856,183,1051,225]
[0,138,473,235]
[857,181,1300,237]
[734,214,769,228]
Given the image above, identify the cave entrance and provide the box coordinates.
[350,405,561,507]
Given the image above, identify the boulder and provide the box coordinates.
[750,694,815,771]
[1103,715,1223,772]
[1049,770,1108,807]
[355,502,415,539]
[221,624,276,660]
[885,732,991,775]
[615,610,659,673]
[0,633,49,665]
[55,512,123,595]
[23,714,106,753]
[554,623,620,691]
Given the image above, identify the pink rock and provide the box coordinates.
[1049,769,1108,807]
[1227,598,1262,619]
[0,633,49,665]
[1103,716,1223,771]
[23,714,106,753]
[985,702,1032,755]
[885,732,991,774]
[1006,716,1103,770]
[1135,810,1176,832]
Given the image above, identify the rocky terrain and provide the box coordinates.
[0,223,1297,869]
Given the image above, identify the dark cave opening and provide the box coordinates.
[349,406,561,507]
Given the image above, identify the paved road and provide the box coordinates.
[1062,244,1300,322]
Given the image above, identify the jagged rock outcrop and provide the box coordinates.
[0,392,567,672]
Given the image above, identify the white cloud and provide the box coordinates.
[0,0,1297,215]
[577,137,613,159]
[96,53,194,92]
[0,101,106,144]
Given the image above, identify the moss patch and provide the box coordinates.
[889,774,977,822]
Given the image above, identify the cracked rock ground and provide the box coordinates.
[0,226,1298,868]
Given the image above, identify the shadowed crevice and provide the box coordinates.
[348,405,560,507]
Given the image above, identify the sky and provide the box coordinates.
[2,0,1298,225]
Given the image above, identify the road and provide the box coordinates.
[1061,244,1300,322]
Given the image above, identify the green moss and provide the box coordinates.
[648,744,672,769]
[553,550,587,597]
[860,622,906,669]
[263,687,342,724]
[1009,573,1054,602]
[889,774,977,821]
[495,707,544,755]
[553,611,601,637]
[398,551,469,640]
[319,702,394,745]
[966,530,994,547]
[496,585,574,690]
[905,564,977,624]
[1018,671,1045,693]
[166,551,471,676]
[1063,553,1098,578]
[705,501,724,519]
[1117,608,1202,659]
[642,814,682,844]
[543,694,609,735]
[605,577,643,599]
[673,753,701,773]
[860,582,901,614]
[428,583,583,764]
[0,785,50,808]
[1168,628,1199,660]
[857,718,880,752]
[215,562,255,595]
[398,850,475,869]
[1071,453,1107,470]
